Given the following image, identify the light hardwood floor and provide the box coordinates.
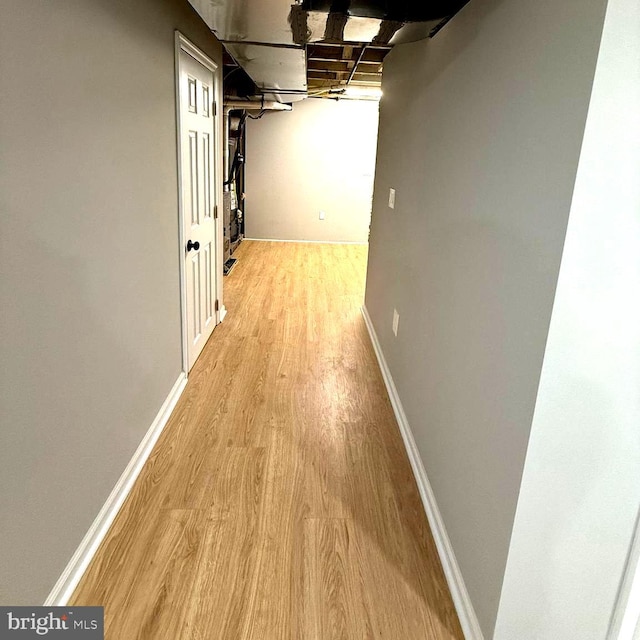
[71,240,464,640]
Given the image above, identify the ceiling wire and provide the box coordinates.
[346,45,367,86]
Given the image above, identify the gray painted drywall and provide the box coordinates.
[245,98,379,242]
[494,0,640,635]
[0,0,221,604]
[364,0,607,635]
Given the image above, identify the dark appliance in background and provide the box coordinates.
[223,113,246,275]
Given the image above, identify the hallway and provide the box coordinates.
[71,240,463,639]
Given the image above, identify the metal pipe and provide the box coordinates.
[223,109,230,187]
[223,100,293,113]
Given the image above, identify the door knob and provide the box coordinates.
[187,240,200,252]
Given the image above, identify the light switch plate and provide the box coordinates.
[392,308,399,336]
[388,188,396,209]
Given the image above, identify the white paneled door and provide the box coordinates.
[178,47,218,371]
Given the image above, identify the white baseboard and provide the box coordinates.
[361,305,484,640]
[243,237,368,245]
[44,372,188,606]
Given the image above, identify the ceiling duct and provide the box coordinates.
[300,0,469,23]
[186,0,309,102]
[300,0,472,44]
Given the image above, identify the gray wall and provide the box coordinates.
[0,0,221,604]
[495,0,640,635]
[364,0,606,635]
[245,98,379,243]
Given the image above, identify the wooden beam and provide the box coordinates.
[347,79,382,86]
[351,72,382,83]
[308,60,351,72]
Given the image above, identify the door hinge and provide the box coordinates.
[214,204,218,219]
[213,101,217,116]
[215,299,219,312]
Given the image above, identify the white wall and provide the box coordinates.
[0,0,222,604]
[245,98,379,243]
[494,0,640,636]
[363,0,607,635]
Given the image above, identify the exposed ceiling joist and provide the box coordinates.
[308,60,383,72]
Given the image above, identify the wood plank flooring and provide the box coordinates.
[71,240,464,640]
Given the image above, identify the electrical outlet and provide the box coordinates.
[319,210,325,220]
[388,188,396,209]
[392,308,399,336]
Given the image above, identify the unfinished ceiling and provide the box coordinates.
[186,0,471,101]
[305,43,388,97]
